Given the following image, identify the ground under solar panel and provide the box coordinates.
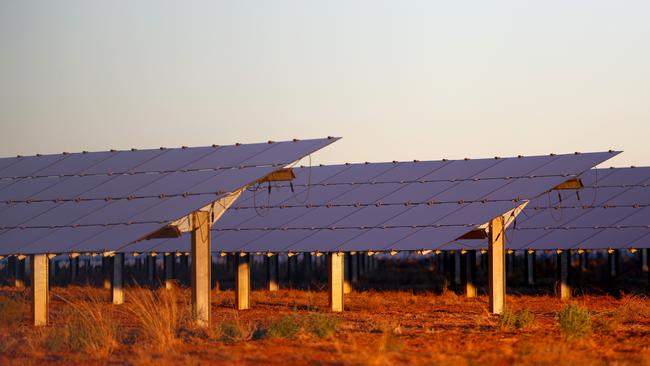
[136,151,618,254]
[0,137,339,255]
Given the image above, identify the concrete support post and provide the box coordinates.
[15,256,26,288]
[363,252,370,276]
[164,253,175,290]
[48,258,56,287]
[641,248,649,273]
[180,255,189,285]
[608,250,618,279]
[488,216,506,314]
[557,251,571,300]
[304,252,312,289]
[191,211,212,327]
[102,256,112,289]
[461,250,477,298]
[351,253,359,285]
[146,255,156,285]
[30,254,49,326]
[443,252,451,283]
[358,254,365,279]
[287,255,295,287]
[69,256,79,284]
[112,253,125,305]
[328,252,344,312]
[526,250,536,286]
[266,255,279,291]
[7,256,24,288]
[343,253,352,294]
[235,254,251,310]
[454,251,462,286]
[84,258,91,281]
[580,251,589,272]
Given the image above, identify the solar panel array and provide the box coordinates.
[138,151,618,254]
[0,138,339,255]
[504,167,650,250]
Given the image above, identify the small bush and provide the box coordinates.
[219,318,247,344]
[0,296,26,325]
[307,313,339,338]
[499,308,535,331]
[267,315,301,339]
[558,304,592,340]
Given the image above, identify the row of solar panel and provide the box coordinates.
[129,152,622,254]
[0,139,634,255]
[0,138,339,255]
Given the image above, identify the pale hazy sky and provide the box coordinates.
[1,1,648,167]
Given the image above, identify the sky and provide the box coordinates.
[0,1,648,167]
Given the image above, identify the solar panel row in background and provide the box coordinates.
[0,138,339,255]
[139,151,618,254]
[505,167,650,250]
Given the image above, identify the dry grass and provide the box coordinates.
[124,286,189,351]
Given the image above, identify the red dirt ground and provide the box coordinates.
[1,285,650,365]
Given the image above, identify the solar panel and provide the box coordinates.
[0,137,338,255]
[498,167,650,250]
[134,151,617,254]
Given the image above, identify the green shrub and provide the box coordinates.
[307,313,339,338]
[219,319,246,344]
[558,304,592,340]
[267,315,301,339]
[498,308,535,330]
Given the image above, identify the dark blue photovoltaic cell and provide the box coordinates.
[136,152,618,254]
[33,151,118,177]
[81,149,168,175]
[0,154,68,178]
[0,138,338,255]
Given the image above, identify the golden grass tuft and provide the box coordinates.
[124,286,189,351]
